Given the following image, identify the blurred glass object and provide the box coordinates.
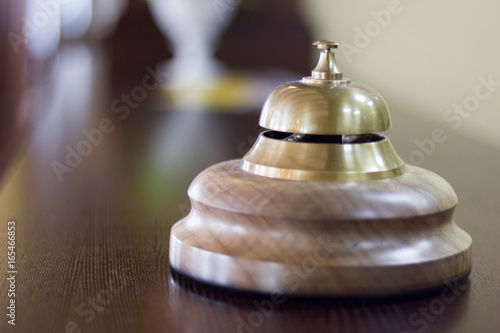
[147,0,296,112]
[26,0,61,60]
[147,0,240,87]
[25,0,128,60]
[31,42,104,166]
[25,43,109,186]
[91,0,128,38]
[60,0,92,39]
[0,0,127,172]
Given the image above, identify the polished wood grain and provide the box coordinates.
[1,37,499,333]
[171,160,471,296]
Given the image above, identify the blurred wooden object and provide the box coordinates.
[0,0,28,174]
[171,161,471,296]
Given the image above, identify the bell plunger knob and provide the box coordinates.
[311,40,343,80]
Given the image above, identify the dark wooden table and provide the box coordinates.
[1,44,499,333]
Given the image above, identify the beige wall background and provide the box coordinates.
[300,0,500,151]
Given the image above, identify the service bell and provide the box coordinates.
[169,41,472,296]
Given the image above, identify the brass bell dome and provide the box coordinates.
[259,41,391,135]
[243,41,404,181]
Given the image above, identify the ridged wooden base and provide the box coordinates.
[169,160,472,296]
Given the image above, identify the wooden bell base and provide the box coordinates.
[169,160,472,296]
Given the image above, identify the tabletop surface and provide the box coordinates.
[1,44,500,333]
